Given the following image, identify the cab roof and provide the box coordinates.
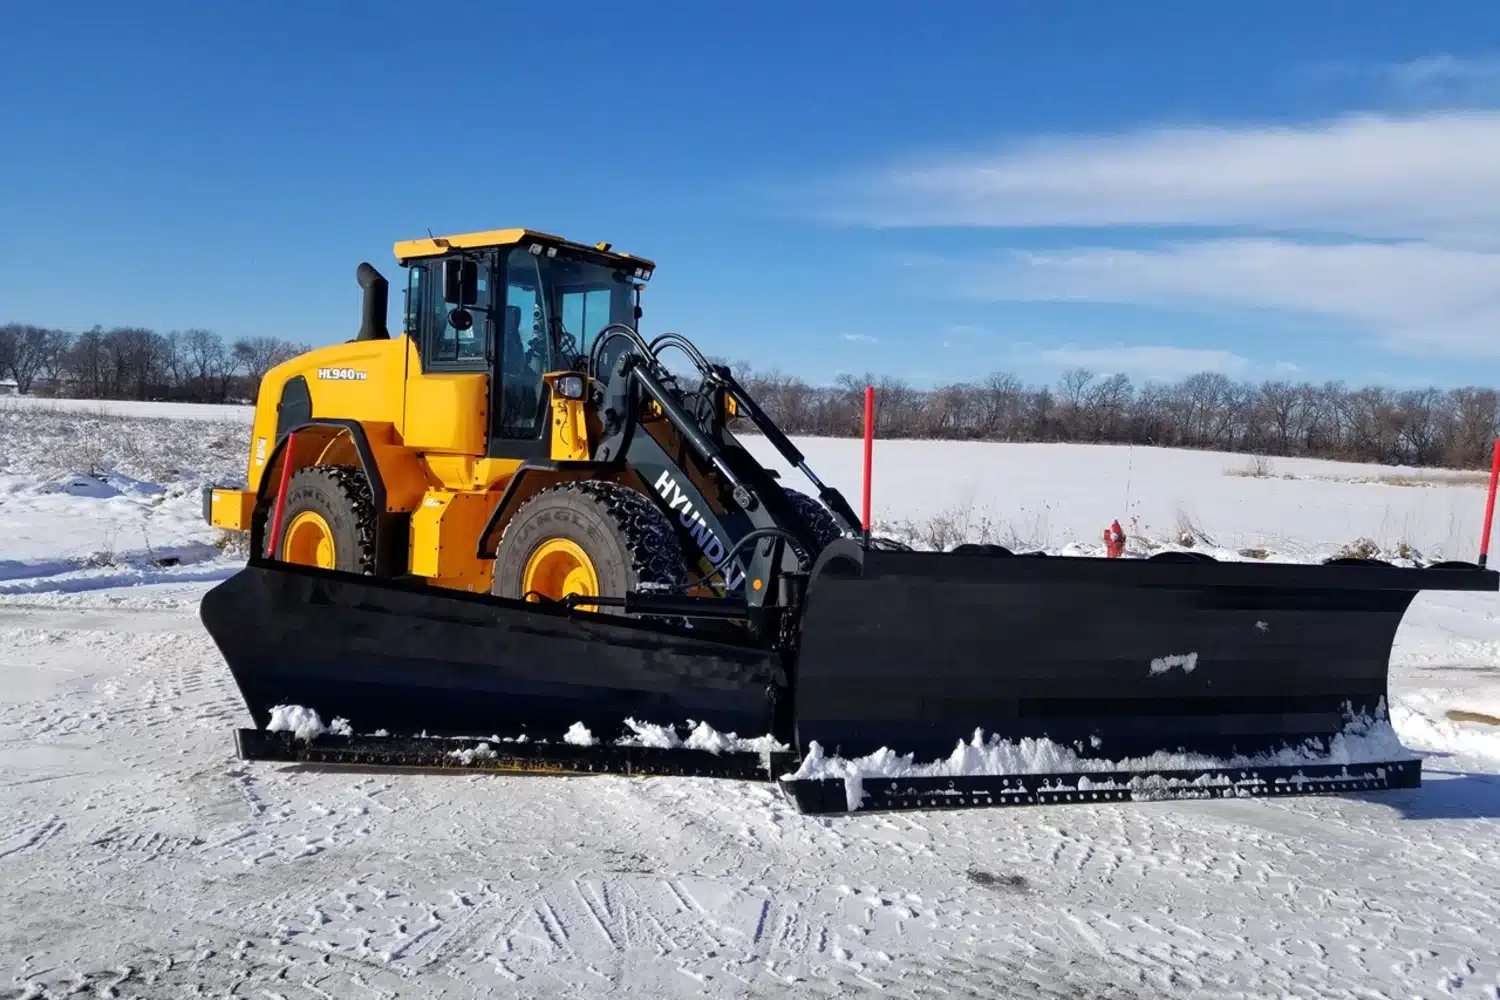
[392,228,655,272]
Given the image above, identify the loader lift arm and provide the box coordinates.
[593,322,861,537]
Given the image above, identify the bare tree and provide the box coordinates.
[233,337,307,397]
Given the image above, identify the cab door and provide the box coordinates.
[488,247,555,459]
[403,256,492,455]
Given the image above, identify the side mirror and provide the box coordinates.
[443,258,478,305]
[447,308,473,332]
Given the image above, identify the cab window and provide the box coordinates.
[422,258,490,371]
[497,249,551,438]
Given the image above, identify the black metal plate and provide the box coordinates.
[778,759,1422,814]
[203,565,784,740]
[235,729,796,781]
[795,541,1497,760]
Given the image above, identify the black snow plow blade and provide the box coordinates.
[200,562,784,741]
[794,542,1498,762]
[204,546,1496,814]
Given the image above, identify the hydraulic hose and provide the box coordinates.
[588,322,655,377]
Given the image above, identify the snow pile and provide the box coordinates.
[448,742,498,765]
[266,705,351,741]
[612,718,790,754]
[563,722,598,746]
[618,718,681,749]
[1149,652,1198,676]
[683,720,790,755]
[788,704,1414,810]
[1391,697,1500,761]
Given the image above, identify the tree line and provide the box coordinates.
[729,366,1500,470]
[0,324,309,402]
[5,322,1496,470]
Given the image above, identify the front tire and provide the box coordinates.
[782,488,843,555]
[268,465,376,573]
[492,481,686,612]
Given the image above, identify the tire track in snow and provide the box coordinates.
[0,814,63,861]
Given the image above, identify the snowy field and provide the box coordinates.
[4,398,1500,999]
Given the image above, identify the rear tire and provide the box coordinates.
[269,465,376,573]
[492,481,686,612]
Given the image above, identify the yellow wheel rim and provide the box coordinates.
[523,538,599,609]
[282,511,336,569]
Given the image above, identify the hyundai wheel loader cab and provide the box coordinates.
[206,229,665,596]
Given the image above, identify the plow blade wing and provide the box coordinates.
[200,562,783,741]
[796,542,1497,761]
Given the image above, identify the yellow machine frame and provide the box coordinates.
[208,229,632,592]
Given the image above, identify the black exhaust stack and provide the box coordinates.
[356,263,389,341]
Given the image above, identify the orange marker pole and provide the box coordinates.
[1480,437,1500,568]
[266,432,298,559]
[862,386,875,544]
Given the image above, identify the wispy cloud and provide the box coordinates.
[836,111,1500,240]
[1311,54,1500,106]
[961,239,1500,356]
[1038,345,1252,377]
[830,105,1500,360]
[840,332,879,344]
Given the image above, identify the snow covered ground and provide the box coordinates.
[4,400,1500,998]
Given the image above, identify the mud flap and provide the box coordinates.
[201,561,785,741]
[794,542,1497,761]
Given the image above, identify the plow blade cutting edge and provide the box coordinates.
[203,545,1497,814]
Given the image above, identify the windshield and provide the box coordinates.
[544,255,637,365]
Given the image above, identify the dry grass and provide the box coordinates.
[1333,537,1382,560]
[0,406,245,486]
[878,500,1052,552]
[1173,509,1217,549]
[1223,454,1276,479]
[213,529,251,558]
[1308,470,1490,489]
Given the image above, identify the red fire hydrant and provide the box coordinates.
[1104,519,1126,559]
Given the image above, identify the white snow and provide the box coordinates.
[619,717,683,748]
[610,719,790,754]
[789,708,1416,811]
[563,721,598,746]
[1148,651,1199,675]
[447,742,497,764]
[683,720,791,755]
[266,704,331,741]
[0,395,255,422]
[5,399,1500,999]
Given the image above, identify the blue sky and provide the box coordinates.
[4,3,1500,388]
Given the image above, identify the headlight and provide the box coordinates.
[556,375,586,400]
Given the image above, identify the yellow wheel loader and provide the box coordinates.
[201,228,1497,813]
